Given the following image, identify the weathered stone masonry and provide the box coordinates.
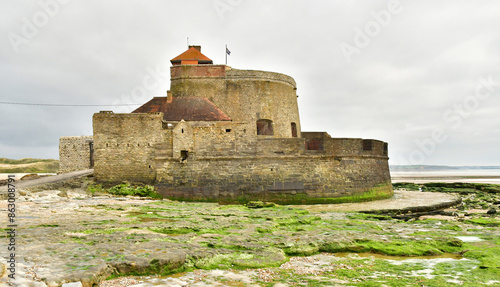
[92,112,168,183]
[156,139,391,204]
[59,136,93,173]
[62,45,392,204]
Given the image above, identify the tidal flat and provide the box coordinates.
[0,179,499,286]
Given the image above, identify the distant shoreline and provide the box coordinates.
[391,170,500,184]
[390,165,500,171]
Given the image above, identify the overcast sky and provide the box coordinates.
[1,0,500,166]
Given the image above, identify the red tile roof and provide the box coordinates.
[170,47,213,65]
[132,97,231,121]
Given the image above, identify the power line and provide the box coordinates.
[0,101,141,107]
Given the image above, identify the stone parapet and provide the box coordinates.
[156,154,392,204]
[226,69,297,88]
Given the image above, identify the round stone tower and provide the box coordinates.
[169,46,301,138]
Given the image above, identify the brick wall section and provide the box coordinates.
[59,136,93,173]
[170,65,227,78]
[92,112,168,183]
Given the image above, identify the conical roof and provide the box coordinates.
[170,46,213,65]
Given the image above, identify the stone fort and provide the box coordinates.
[60,46,392,204]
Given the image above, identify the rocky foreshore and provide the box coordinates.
[1,181,499,286]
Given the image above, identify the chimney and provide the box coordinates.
[189,45,201,52]
[167,90,172,103]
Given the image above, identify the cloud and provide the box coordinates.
[0,0,499,165]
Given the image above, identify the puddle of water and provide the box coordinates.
[334,252,463,260]
[387,257,466,265]
[456,236,483,242]
[385,257,472,279]
[168,272,187,279]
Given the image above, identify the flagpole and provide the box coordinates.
[225,44,227,65]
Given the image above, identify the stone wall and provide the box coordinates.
[256,138,305,156]
[156,152,392,204]
[92,111,169,183]
[91,110,392,204]
[324,138,388,157]
[89,63,392,204]
[170,65,301,139]
[156,137,391,204]
[170,65,227,108]
[223,71,301,138]
[59,136,93,173]
[191,121,256,157]
[170,64,227,79]
[170,121,268,159]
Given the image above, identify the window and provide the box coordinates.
[291,122,297,138]
[181,150,188,162]
[363,140,373,151]
[256,119,274,135]
[306,139,322,150]
[226,129,231,133]
[383,143,388,156]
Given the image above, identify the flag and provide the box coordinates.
[226,47,231,55]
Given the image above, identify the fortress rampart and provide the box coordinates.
[91,111,392,203]
[156,154,390,204]
[62,45,392,204]
[155,135,391,204]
